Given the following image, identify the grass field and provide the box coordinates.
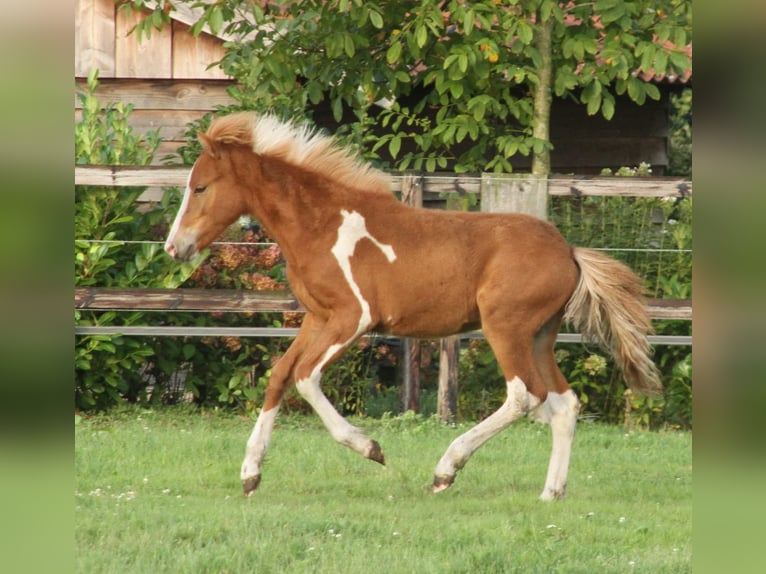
[75,407,691,573]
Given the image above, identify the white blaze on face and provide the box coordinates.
[164,170,194,257]
[331,209,397,336]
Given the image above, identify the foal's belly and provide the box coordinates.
[374,301,481,338]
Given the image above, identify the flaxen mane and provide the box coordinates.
[206,112,391,193]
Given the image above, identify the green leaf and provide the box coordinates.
[644,82,661,101]
[307,81,323,105]
[464,10,475,36]
[587,92,602,116]
[369,10,384,29]
[151,9,163,30]
[386,42,402,64]
[344,34,355,58]
[669,51,691,73]
[458,53,468,73]
[389,136,401,159]
[209,7,224,36]
[450,82,464,99]
[517,21,533,45]
[395,70,411,84]
[640,44,656,75]
[627,77,646,104]
[601,94,615,120]
[653,49,668,75]
[332,96,343,122]
[416,25,427,48]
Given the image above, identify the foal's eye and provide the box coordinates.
[194,185,208,194]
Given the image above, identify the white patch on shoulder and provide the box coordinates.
[331,209,397,335]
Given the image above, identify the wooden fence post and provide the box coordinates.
[438,335,460,423]
[399,173,423,413]
[480,173,549,220]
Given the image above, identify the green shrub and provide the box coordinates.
[75,71,198,410]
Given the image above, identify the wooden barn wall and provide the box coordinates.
[76,0,234,163]
[76,0,228,80]
[75,78,238,162]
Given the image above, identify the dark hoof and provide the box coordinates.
[433,475,454,493]
[368,440,386,466]
[242,475,261,496]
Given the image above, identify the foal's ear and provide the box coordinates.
[198,131,221,159]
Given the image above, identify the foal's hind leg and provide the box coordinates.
[530,316,581,500]
[433,327,543,492]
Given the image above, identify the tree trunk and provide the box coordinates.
[531,15,554,177]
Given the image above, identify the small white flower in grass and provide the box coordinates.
[143,477,149,484]
[619,516,626,523]
[392,532,401,537]
[546,524,557,529]
[334,533,342,539]
[162,488,171,495]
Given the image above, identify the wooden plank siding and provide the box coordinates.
[76,0,229,80]
[74,77,237,163]
[114,6,173,78]
[76,0,116,77]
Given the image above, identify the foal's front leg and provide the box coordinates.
[240,320,314,496]
[293,323,385,465]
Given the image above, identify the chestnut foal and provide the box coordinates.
[165,112,661,499]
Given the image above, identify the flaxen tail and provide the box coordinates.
[565,247,663,395]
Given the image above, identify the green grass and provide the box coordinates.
[75,407,691,573]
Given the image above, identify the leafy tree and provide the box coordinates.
[124,0,691,174]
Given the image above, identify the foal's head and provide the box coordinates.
[164,122,254,261]
[165,111,391,261]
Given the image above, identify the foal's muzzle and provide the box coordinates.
[164,238,197,262]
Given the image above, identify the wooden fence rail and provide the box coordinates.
[74,287,691,344]
[75,165,693,198]
[75,167,692,417]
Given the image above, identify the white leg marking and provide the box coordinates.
[296,370,375,458]
[241,406,280,482]
[331,209,397,335]
[434,377,539,489]
[537,390,580,501]
[164,170,193,255]
[290,210,395,461]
